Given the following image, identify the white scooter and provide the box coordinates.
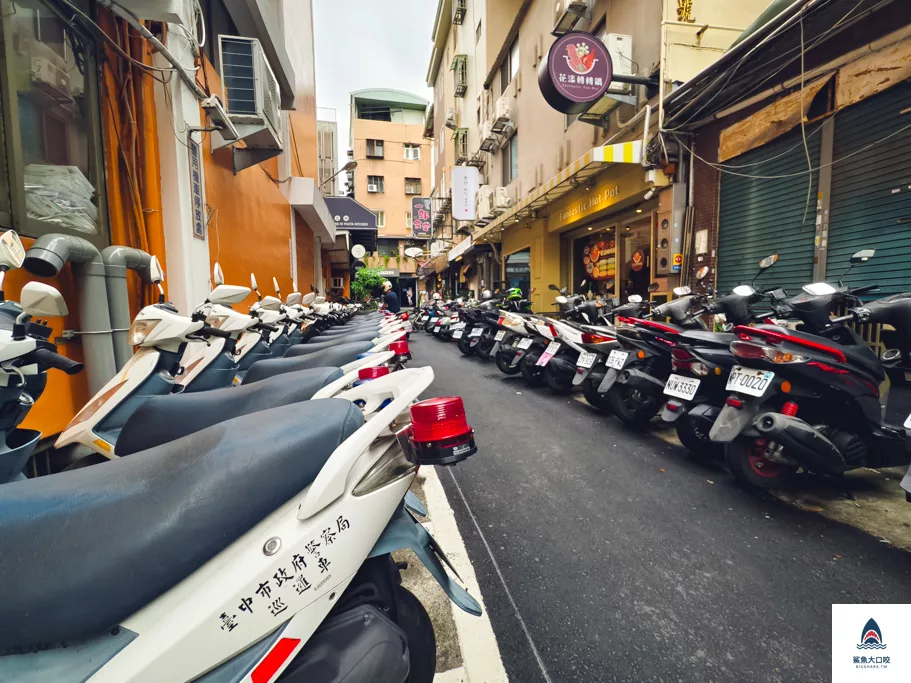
[0,369,483,683]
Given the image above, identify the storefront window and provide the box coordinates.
[3,1,105,238]
[574,228,616,296]
[505,248,530,297]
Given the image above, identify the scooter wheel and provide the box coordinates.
[725,436,797,490]
[458,334,475,355]
[582,377,612,414]
[607,384,662,428]
[395,587,436,683]
[519,354,546,387]
[544,362,573,394]
[675,413,724,461]
[496,349,521,375]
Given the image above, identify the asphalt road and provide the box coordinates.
[410,333,911,683]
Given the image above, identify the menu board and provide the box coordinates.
[581,237,616,281]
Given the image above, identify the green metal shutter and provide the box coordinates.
[717,125,821,294]
[826,83,911,295]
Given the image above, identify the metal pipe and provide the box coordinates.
[605,103,649,145]
[101,246,154,370]
[23,234,116,394]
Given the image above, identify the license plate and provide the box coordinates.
[430,317,437,323]
[470,328,483,338]
[577,351,598,369]
[495,330,506,341]
[536,341,561,367]
[663,374,701,401]
[432,326,440,334]
[452,330,463,339]
[606,350,628,370]
[725,366,775,397]
[517,338,533,349]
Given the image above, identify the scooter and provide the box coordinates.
[0,368,484,683]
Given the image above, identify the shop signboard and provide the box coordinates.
[538,32,613,115]
[411,197,433,239]
[452,166,480,220]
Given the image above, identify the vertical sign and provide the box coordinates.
[411,197,432,239]
[188,137,206,240]
[452,166,480,220]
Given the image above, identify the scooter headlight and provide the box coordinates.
[129,319,161,346]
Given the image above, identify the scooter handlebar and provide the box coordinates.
[252,322,279,333]
[29,348,84,375]
[199,325,233,339]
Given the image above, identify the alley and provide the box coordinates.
[411,334,911,683]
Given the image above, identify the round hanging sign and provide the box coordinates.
[538,31,613,115]
[351,244,366,259]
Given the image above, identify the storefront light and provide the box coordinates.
[636,209,643,213]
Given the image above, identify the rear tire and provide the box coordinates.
[675,413,724,461]
[519,353,546,387]
[457,333,474,355]
[607,384,662,428]
[725,436,797,489]
[582,377,612,413]
[396,587,436,683]
[544,362,573,394]
[496,349,521,375]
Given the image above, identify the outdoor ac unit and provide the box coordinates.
[491,96,514,134]
[218,35,282,149]
[367,184,379,193]
[605,34,633,95]
[493,187,513,212]
[476,185,494,221]
[30,57,71,101]
[479,121,498,152]
[445,108,458,130]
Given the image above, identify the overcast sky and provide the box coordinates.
[313,0,436,180]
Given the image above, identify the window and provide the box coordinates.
[502,135,518,185]
[376,210,385,228]
[378,241,399,258]
[367,176,385,193]
[404,144,421,160]
[405,211,412,228]
[505,248,531,297]
[358,105,391,121]
[476,20,482,44]
[0,2,107,243]
[405,178,422,195]
[500,36,519,95]
[366,139,384,158]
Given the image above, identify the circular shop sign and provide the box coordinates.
[351,244,366,259]
[538,31,613,115]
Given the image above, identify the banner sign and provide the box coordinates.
[538,31,613,115]
[411,197,432,239]
[452,166,480,221]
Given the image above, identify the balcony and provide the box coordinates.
[450,54,467,98]
[453,128,468,165]
[453,0,466,24]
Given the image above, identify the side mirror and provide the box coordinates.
[648,282,660,293]
[208,284,251,305]
[0,230,25,271]
[213,262,225,287]
[758,254,779,271]
[579,279,588,288]
[149,256,165,284]
[628,294,643,304]
[673,286,692,297]
[272,277,281,297]
[20,282,68,317]
[250,273,259,292]
[696,266,710,281]
[850,249,875,264]
[286,292,302,306]
[548,284,559,291]
[732,285,756,297]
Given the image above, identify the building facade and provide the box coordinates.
[349,89,432,306]
[317,107,339,196]
[0,0,335,444]
[423,0,769,311]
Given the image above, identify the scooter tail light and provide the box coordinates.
[730,340,769,359]
[733,325,846,363]
[390,340,410,356]
[726,397,744,409]
[581,332,613,344]
[400,312,409,321]
[358,366,390,380]
[409,397,478,465]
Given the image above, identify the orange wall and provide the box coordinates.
[295,213,316,293]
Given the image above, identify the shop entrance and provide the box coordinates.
[617,218,652,301]
[505,248,531,297]
[397,278,417,308]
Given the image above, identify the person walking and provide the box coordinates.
[381,280,401,313]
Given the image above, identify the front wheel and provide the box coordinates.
[457,333,474,355]
[519,353,546,387]
[396,587,436,683]
[607,384,662,428]
[496,348,521,375]
[725,436,797,489]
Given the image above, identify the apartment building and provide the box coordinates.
[424,0,768,310]
[317,108,339,196]
[349,90,432,305]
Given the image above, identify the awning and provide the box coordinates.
[283,177,336,241]
[473,140,644,243]
[325,197,379,252]
[447,236,472,261]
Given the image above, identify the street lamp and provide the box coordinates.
[320,160,357,191]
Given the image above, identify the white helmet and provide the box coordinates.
[383,280,393,292]
[432,292,441,300]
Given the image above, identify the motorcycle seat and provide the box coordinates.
[243,342,374,384]
[318,327,379,338]
[678,330,736,345]
[300,333,377,350]
[0,399,363,651]
[116,366,344,455]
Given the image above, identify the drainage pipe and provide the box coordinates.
[23,234,116,395]
[101,246,154,371]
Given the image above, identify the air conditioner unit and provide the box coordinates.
[476,185,494,222]
[30,57,71,101]
[605,34,633,95]
[479,121,498,152]
[491,96,514,134]
[218,35,282,149]
[367,184,379,193]
[493,187,513,212]
[445,108,458,130]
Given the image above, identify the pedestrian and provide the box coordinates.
[381,280,401,313]
[405,287,414,307]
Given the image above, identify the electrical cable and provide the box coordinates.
[798,9,814,222]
